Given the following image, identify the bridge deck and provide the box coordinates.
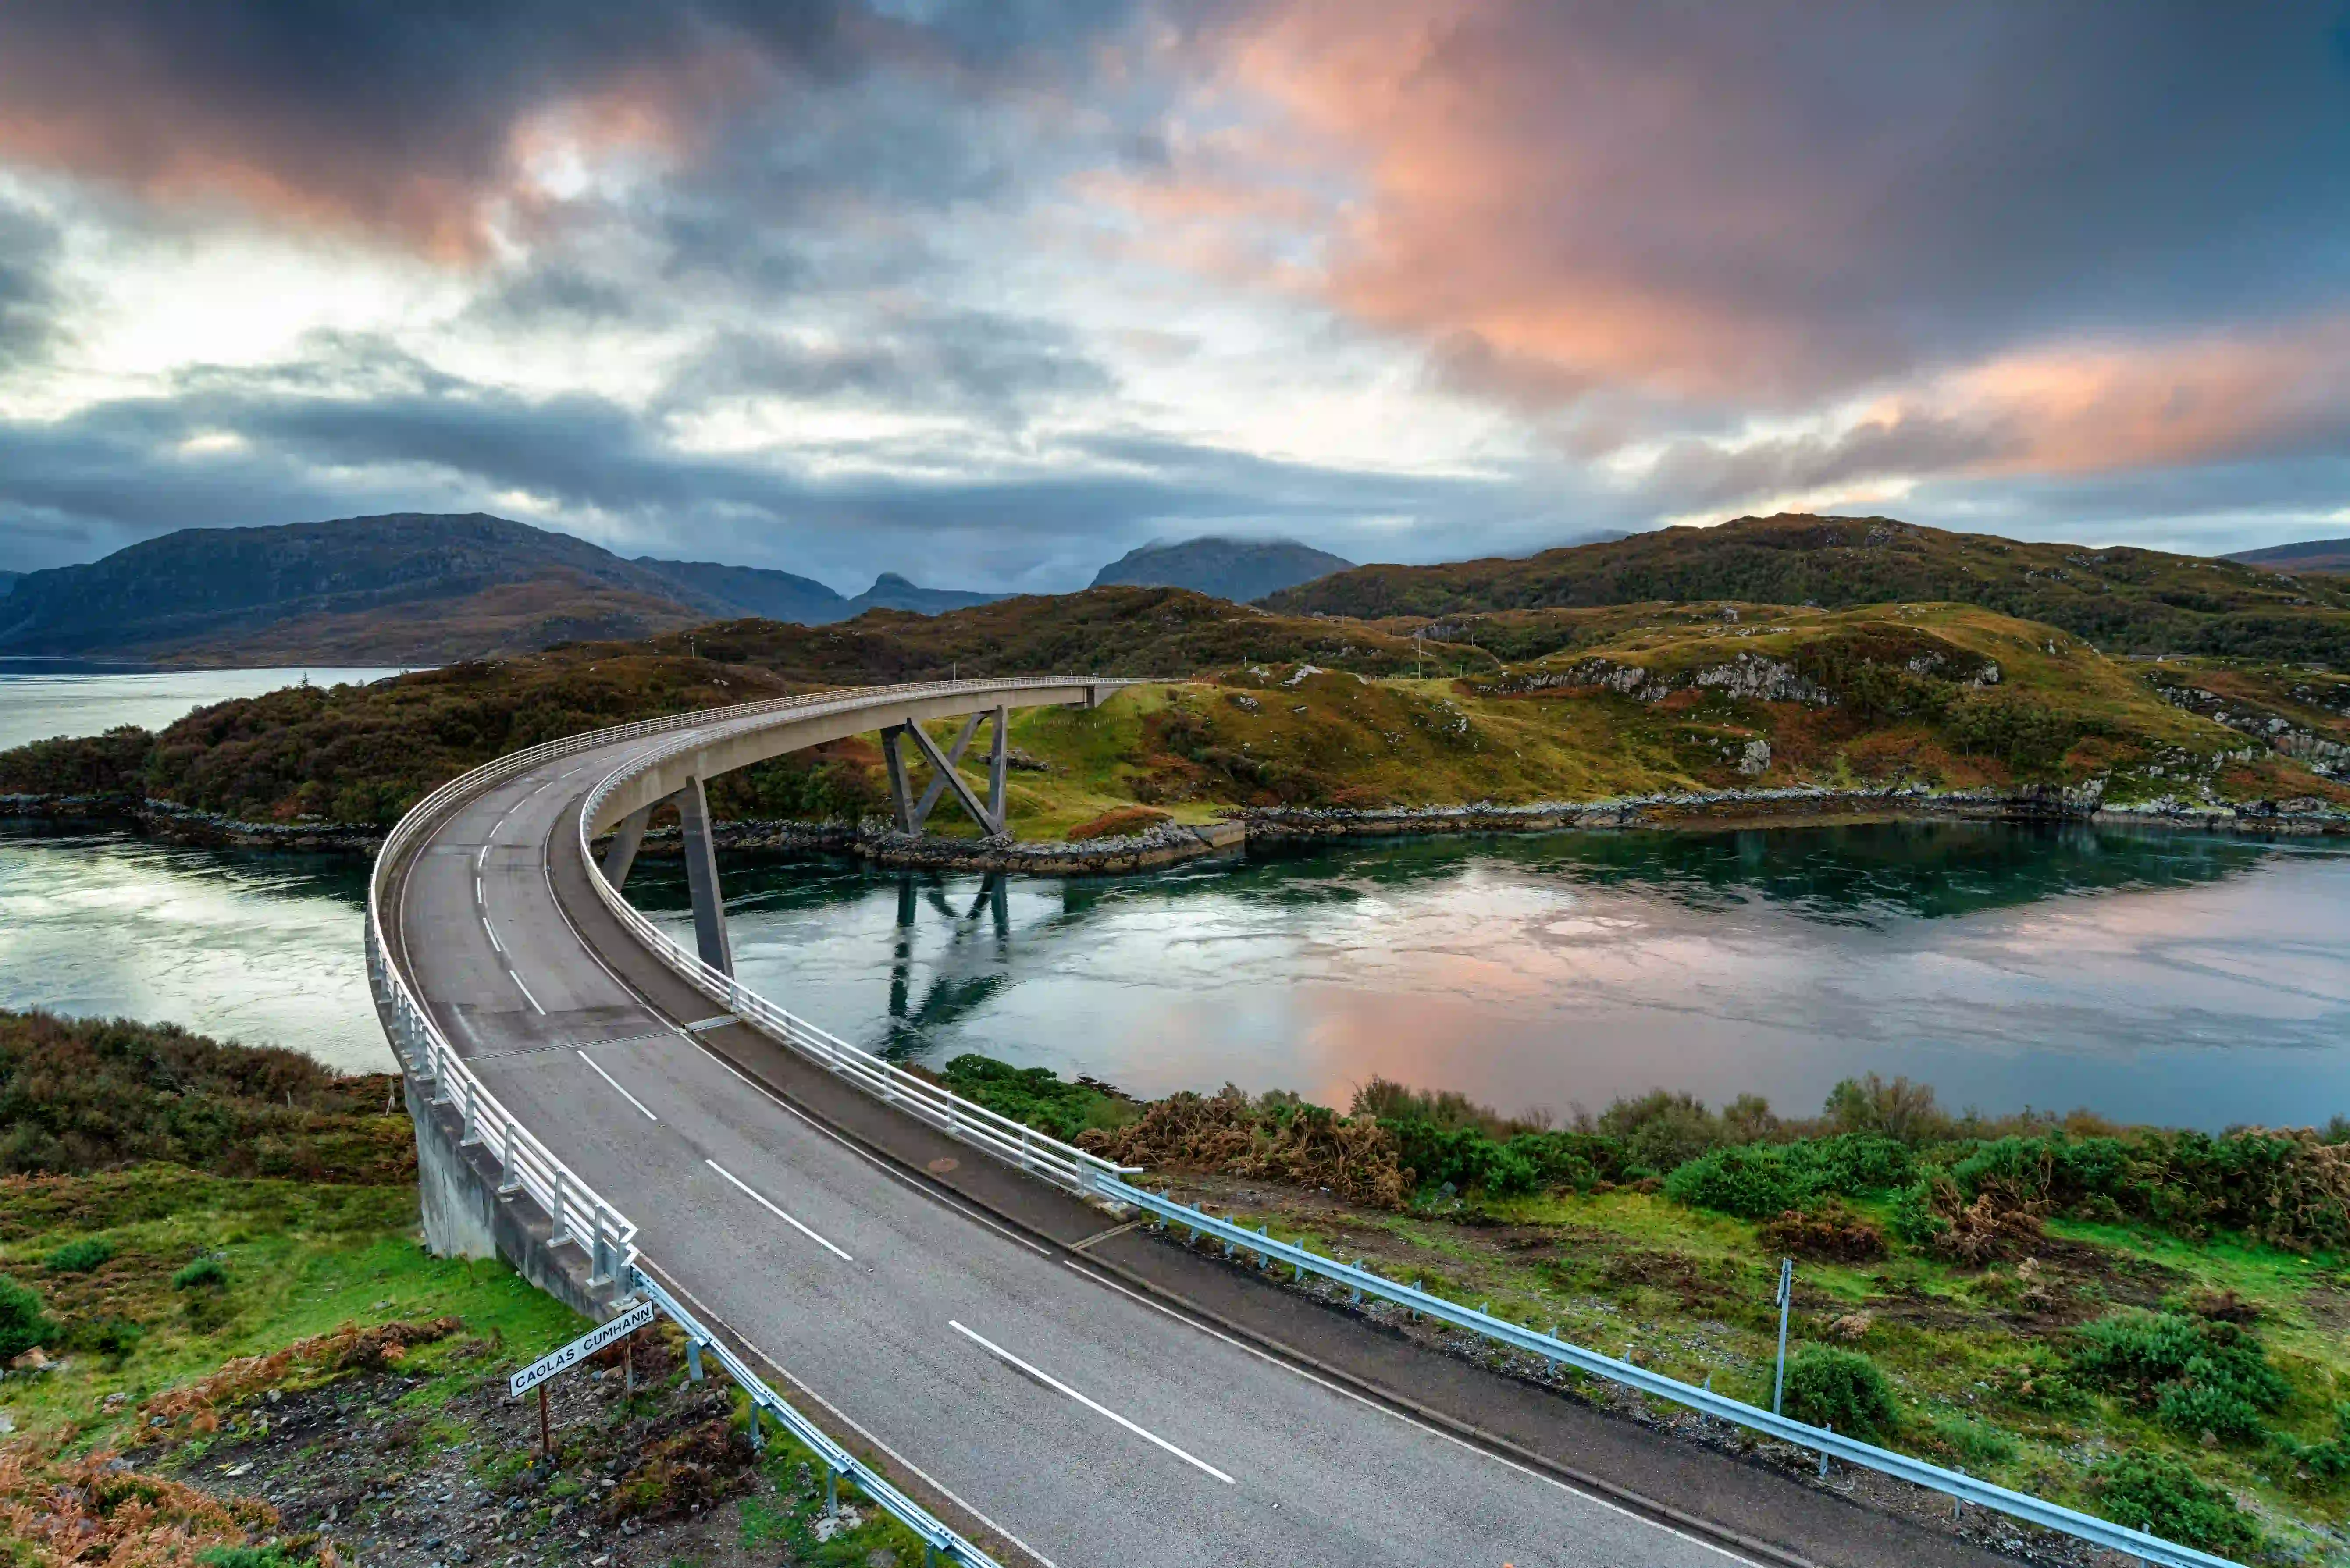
[386,688,2005,1568]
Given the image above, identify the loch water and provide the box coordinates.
[628,820,2350,1133]
[5,671,2349,1127]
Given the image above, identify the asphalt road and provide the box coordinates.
[392,713,1760,1568]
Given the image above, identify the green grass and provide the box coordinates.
[1176,1177,2350,1555]
[734,1412,938,1565]
[870,607,2345,839]
[0,1165,578,1453]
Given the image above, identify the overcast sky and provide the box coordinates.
[1,2,2345,591]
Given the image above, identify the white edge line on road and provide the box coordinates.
[509,968,546,1015]
[705,1158,854,1262]
[702,1047,1053,1258]
[481,914,503,953]
[577,1049,659,1122]
[524,761,1748,1561]
[1057,1258,1761,1566]
[949,1319,1234,1486]
[531,847,1054,1262]
[641,1259,1060,1568]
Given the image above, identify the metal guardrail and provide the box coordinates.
[1087,1177,2236,1568]
[570,683,2241,1568]
[575,679,1143,1201]
[628,1264,1000,1567]
[369,681,1125,1568]
[392,676,2236,1568]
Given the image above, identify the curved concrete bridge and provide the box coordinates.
[369,677,1965,1568]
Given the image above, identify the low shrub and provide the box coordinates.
[2069,1311,2287,1444]
[935,1054,1136,1143]
[1780,1345,1900,1440]
[199,1547,320,1568]
[1664,1145,1811,1217]
[2276,1405,2350,1488]
[1065,805,1172,841]
[1079,1085,1410,1209]
[1925,1414,2018,1468]
[172,1257,228,1291]
[1758,1202,1887,1262]
[2090,1453,2260,1554]
[66,1314,145,1359]
[0,1273,55,1360]
[1887,1176,1950,1246]
[1663,1135,1912,1218]
[43,1237,115,1273]
[1945,1127,2350,1250]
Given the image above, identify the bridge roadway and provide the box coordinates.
[387,692,1755,1568]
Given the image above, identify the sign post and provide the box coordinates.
[1773,1258,1794,1415]
[510,1299,657,1468]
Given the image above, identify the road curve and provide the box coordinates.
[385,681,1752,1568]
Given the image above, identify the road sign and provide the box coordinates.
[509,1298,655,1397]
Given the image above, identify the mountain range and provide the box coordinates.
[1264,512,2350,666]
[1090,536,1352,602]
[0,515,1003,665]
[5,510,2349,668]
[2226,537,2350,575]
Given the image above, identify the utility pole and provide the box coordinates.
[1773,1257,1794,1415]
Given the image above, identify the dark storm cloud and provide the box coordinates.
[1221,0,2350,410]
[0,347,1553,582]
[663,313,1114,421]
[0,0,1142,252]
[0,199,65,368]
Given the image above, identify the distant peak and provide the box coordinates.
[869,572,918,590]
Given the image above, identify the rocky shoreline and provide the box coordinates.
[8,779,2344,875]
[0,791,388,853]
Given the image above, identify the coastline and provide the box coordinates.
[9,779,2345,872]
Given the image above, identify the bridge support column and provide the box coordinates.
[987,704,1009,828]
[601,804,652,889]
[675,775,733,977]
[909,711,985,832]
[880,725,916,832]
[903,716,1004,836]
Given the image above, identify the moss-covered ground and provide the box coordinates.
[864,602,2347,840]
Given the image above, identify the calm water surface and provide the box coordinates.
[6,671,2348,1124]
[629,823,2350,1131]
[0,821,385,1070]
[0,662,407,750]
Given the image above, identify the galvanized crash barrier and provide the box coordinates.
[1088,1175,2236,1568]
[577,698,2237,1568]
[577,682,1151,1201]
[372,678,1126,1287]
[627,1266,1000,1568]
[395,681,2233,1568]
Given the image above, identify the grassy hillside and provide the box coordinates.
[2230,537,2350,575]
[0,588,1463,828]
[926,1051,2350,1557]
[1265,513,2350,667]
[6,590,2344,836]
[159,572,719,667]
[0,1012,935,1567]
[858,603,2350,839]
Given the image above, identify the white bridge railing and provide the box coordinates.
[370,679,1124,1568]
[380,678,2240,1568]
[575,680,1139,1201]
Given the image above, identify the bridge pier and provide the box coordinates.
[881,725,917,832]
[601,803,652,889]
[675,774,733,976]
[883,708,1013,837]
